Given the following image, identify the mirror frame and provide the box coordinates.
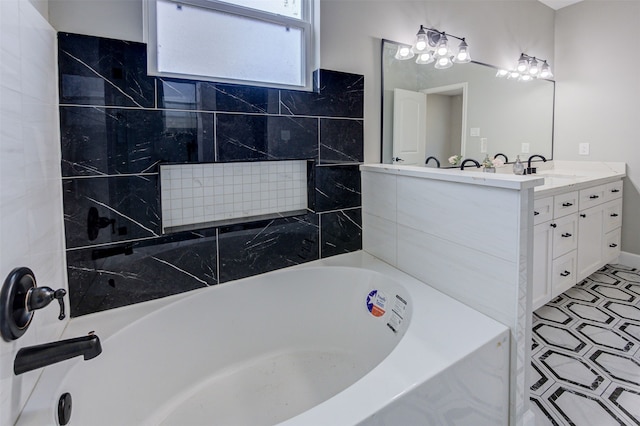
[380,39,555,165]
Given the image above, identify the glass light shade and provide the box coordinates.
[528,58,539,75]
[496,69,509,78]
[415,52,434,64]
[519,74,533,82]
[508,70,520,79]
[434,34,449,57]
[413,26,429,53]
[434,56,453,69]
[539,61,553,79]
[453,39,471,63]
[395,45,414,60]
[516,54,528,73]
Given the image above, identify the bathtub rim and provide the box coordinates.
[16,251,509,426]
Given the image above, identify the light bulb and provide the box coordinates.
[453,39,471,63]
[435,34,449,57]
[539,61,553,79]
[519,74,533,82]
[496,69,509,78]
[395,45,414,60]
[434,56,453,69]
[413,26,429,53]
[508,71,520,79]
[415,52,434,65]
[516,54,528,73]
[529,58,539,75]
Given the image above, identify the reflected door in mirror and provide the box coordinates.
[392,88,426,165]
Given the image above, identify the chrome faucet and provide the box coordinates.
[460,159,481,170]
[526,154,547,174]
[425,156,440,168]
[14,333,102,375]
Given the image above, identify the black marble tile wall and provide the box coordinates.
[58,32,364,316]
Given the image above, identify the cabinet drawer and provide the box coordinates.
[552,250,577,298]
[534,197,554,225]
[603,199,623,234]
[604,228,621,264]
[603,180,623,202]
[552,214,578,258]
[579,184,606,210]
[554,191,579,218]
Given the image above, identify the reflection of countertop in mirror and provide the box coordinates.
[528,161,626,196]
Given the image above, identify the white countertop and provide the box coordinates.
[530,161,626,197]
[360,163,544,190]
[360,161,626,195]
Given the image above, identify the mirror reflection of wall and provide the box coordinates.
[382,39,555,166]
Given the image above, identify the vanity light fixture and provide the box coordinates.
[396,25,471,69]
[497,53,554,81]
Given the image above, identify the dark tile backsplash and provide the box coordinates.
[58,32,364,316]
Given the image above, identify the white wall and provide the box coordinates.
[554,1,640,256]
[0,1,68,424]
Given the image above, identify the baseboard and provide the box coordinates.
[618,251,640,269]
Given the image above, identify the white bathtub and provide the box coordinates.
[17,252,510,426]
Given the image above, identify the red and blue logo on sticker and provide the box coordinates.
[366,289,387,317]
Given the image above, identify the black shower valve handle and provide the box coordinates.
[27,287,67,321]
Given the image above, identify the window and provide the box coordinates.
[144,0,318,90]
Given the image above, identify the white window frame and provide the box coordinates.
[143,0,318,91]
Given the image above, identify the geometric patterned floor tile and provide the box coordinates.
[534,305,573,325]
[609,387,640,425]
[548,386,627,426]
[566,302,615,324]
[590,350,640,387]
[533,323,587,353]
[532,264,640,426]
[576,323,635,353]
[604,301,640,321]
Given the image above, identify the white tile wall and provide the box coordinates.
[361,168,535,426]
[160,161,308,231]
[0,2,66,425]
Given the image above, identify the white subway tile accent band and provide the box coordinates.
[160,161,308,232]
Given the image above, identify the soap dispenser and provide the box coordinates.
[513,155,525,175]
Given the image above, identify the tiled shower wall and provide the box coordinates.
[58,32,363,316]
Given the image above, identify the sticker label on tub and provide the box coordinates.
[387,295,408,333]
[366,290,387,317]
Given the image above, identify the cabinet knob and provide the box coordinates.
[561,233,572,238]
[589,195,600,199]
[609,243,618,248]
[580,214,586,218]
[611,213,619,217]
[550,223,557,228]
[562,202,573,207]
[560,271,571,277]
[611,189,620,193]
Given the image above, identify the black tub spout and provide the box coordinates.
[14,333,102,375]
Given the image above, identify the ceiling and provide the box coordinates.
[538,0,583,10]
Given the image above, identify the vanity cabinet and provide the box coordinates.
[532,179,623,310]
[532,194,578,310]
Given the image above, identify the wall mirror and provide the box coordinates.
[381,39,555,166]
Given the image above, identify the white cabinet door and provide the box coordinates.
[533,222,553,311]
[552,251,577,298]
[552,213,578,258]
[392,88,426,165]
[577,204,605,281]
